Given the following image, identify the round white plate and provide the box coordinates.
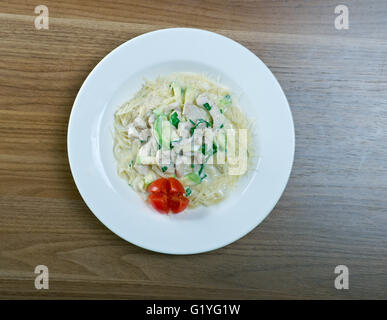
[68,28,294,254]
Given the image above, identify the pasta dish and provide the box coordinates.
[113,73,251,213]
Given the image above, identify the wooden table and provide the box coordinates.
[0,0,386,299]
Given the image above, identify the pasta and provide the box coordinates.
[113,72,252,209]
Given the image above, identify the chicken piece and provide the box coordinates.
[169,101,181,109]
[150,137,158,152]
[127,124,139,139]
[183,103,208,122]
[210,107,224,129]
[192,128,204,146]
[164,102,181,114]
[196,94,209,107]
[196,94,225,129]
[173,137,190,155]
[177,121,192,139]
[156,149,176,168]
[203,128,216,145]
[196,121,207,129]
[174,137,201,155]
[133,117,147,129]
[139,129,151,142]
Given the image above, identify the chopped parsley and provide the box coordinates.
[190,119,211,135]
[161,166,168,172]
[203,102,211,111]
[170,111,180,128]
[201,144,206,155]
[185,187,192,197]
[198,164,204,176]
[212,143,218,155]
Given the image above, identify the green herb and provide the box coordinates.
[170,111,180,128]
[203,102,211,111]
[170,137,182,150]
[128,160,134,168]
[200,173,207,182]
[220,124,224,129]
[185,172,201,184]
[212,143,218,155]
[201,144,206,155]
[219,94,232,107]
[198,164,204,176]
[161,166,168,172]
[220,109,223,114]
[190,119,211,135]
[185,187,192,197]
[191,163,195,168]
[140,140,145,144]
[200,119,210,127]
[158,144,161,150]
[189,119,196,125]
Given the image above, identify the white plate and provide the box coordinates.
[67,28,294,254]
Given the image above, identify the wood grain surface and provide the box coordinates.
[0,0,386,299]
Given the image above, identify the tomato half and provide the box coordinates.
[147,178,170,194]
[148,192,169,214]
[169,193,189,214]
[168,177,185,194]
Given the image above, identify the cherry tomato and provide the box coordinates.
[147,178,170,194]
[169,193,189,214]
[168,177,185,194]
[148,192,169,214]
[147,177,189,214]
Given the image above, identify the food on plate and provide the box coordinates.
[113,73,252,213]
